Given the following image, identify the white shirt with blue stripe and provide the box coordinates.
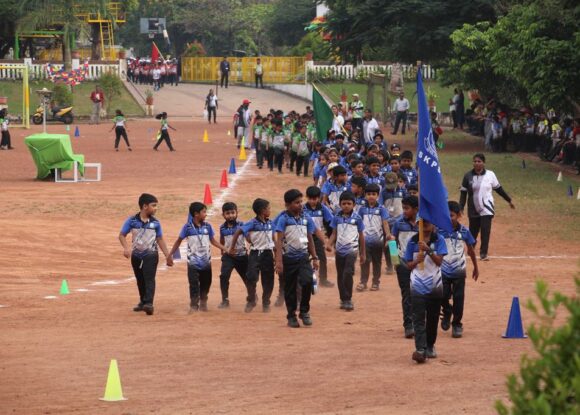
[404,234,448,296]
[179,221,215,270]
[275,211,316,260]
[439,224,476,278]
[120,214,163,258]
[220,221,247,257]
[321,180,348,211]
[359,204,390,247]
[330,212,365,257]
[303,203,334,232]
[241,218,275,251]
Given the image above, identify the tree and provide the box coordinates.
[266,0,316,51]
[323,0,497,64]
[99,71,124,114]
[440,0,580,112]
[291,32,331,60]
[495,278,580,414]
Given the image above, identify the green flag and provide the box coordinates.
[312,86,333,143]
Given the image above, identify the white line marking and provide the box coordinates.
[0,304,8,308]
[75,288,90,292]
[44,296,57,299]
[207,153,255,218]
[490,255,576,259]
[90,278,133,286]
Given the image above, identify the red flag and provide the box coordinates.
[151,42,161,62]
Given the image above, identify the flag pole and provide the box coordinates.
[416,60,425,270]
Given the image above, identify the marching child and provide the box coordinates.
[404,219,447,363]
[119,193,172,316]
[326,191,366,311]
[366,157,385,190]
[153,112,177,151]
[275,189,319,328]
[391,196,419,338]
[440,201,479,338]
[350,176,368,214]
[0,109,13,150]
[218,202,249,309]
[321,165,349,212]
[110,109,132,152]
[400,150,418,186]
[230,198,276,312]
[271,121,286,173]
[294,123,311,177]
[260,117,273,170]
[304,186,335,288]
[253,115,264,167]
[357,184,391,292]
[168,202,227,313]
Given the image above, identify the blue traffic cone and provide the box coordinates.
[522,159,526,169]
[567,185,573,197]
[74,126,80,137]
[502,297,527,338]
[228,158,236,174]
[172,249,181,260]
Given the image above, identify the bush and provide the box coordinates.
[98,72,124,114]
[53,82,73,107]
[495,278,580,415]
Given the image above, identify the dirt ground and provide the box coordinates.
[0,117,578,415]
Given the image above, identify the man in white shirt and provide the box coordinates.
[331,105,344,135]
[255,58,264,88]
[152,66,161,91]
[350,93,364,131]
[362,109,380,146]
[392,92,410,135]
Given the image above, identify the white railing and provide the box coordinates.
[0,59,121,80]
[306,62,435,80]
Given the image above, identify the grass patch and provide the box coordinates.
[438,150,580,242]
[0,80,144,118]
[315,80,454,113]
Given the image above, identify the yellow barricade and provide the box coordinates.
[181,57,305,84]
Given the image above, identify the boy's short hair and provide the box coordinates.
[333,165,347,176]
[284,189,303,204]
[222,202,237,212]
[339,191,356,203]
[306,186,321,198]
[365,183,381,194]
[252,198,270,215]
[366,156,380,166]
[350,159,363,169]
[138,193,158,208]
[255,115,263,121]
[402,195,419,209]
[407,184,418,192]
[448,201,461,214]
[390,156,401,163]
[400,150,413,160]
[397,173,406,182]
[189,202,207,216]
[351,176,367,189]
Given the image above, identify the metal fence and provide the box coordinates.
[181,57,306,84]
[0,59,120,80]
[306,62,436,81]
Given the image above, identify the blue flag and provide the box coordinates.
[416,68,452,232]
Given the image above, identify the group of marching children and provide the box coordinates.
[118,107,479,363]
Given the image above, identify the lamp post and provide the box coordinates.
[36,88,53,134]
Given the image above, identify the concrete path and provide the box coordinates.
[124,81,309,120]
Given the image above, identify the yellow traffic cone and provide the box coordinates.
[239,144,247,161]
[227,130,231,136]
[203,130,209,143]
[100,359,127,402]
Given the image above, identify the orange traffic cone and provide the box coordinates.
[203,184,213,205]
[220,169,228,188]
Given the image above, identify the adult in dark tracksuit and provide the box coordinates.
[275,189,319,328]
[119,193,172,316]
[220,57,230,88]
[459,153,515,261]
[391,195,419,338]
[218,203,248,308]
[230,198,275,313]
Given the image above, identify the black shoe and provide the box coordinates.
[426,346,437,358]
[412,350,427,363]
[189,305,199,313]
[199,301,208,312]
[299,313,313,326]
[287,316,300,328]
[143,304,154,315]
[133,303,144,312]
[320,279,335,288]
[274,296,284,307]
[480,254,489,261]
[404,327,415,339]
[452,325,463,338]
[245,302,256,313]
[262,304,271,313]
[441,315,451,331]
[344,301,354,311]
[218,300,230,309]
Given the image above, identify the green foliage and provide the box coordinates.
[441,0,580,112]
[323,0,497,63]
[53,83,73,107]
[496,278,580,415]
[98,72,124,113]
[291,32,331,61]
[182,40,207,57]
